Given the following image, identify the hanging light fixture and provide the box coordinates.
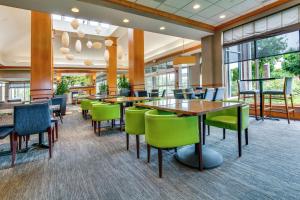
[65,54,74,60]
[117,46,124,60]
[77,30,85,38]
[70,19,80,30]
[104,49,109,63]
[105,39,113,47]
[84,59,93,66]
[86,41,93,48]
[61,32,69,47]
[173,39,196,68]
[60,47,70,54]
[75,40,82,53]
[92,42,102,49]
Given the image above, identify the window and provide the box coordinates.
[179,67,189,88]
[8,82,30,101]
[0,82,5,101]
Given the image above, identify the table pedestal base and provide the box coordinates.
[175,145,223,169]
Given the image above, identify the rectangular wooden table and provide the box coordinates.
[135,99,242,170]
[104,97,151,129]
[87,95,118,101]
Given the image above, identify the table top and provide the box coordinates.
[135,99,241,116]
[87,95,117,100]
[104,97,151,104]
[241,77,277,82]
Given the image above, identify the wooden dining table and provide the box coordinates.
[104,97,152,129]
[135,99,242,170]
[87,94,118,101]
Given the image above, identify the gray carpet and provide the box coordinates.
[0,107,300,200]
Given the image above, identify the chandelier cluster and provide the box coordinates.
[59,18,124,66]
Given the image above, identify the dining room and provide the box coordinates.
[0,1,300,200]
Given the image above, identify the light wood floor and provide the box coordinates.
[0,106,300,200]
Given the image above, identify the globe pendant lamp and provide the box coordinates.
[61,32,69,47]
[60,47,70,54]
[65,54,74,60]
[75,40,82,53]
[86,41,93,48]
[70,19,80,30]
[105,39,113,47]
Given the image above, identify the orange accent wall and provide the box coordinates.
[30,11,53,99]
[128,29,145,92]
[106,37,117,95]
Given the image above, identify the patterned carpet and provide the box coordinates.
[0,106,300,200]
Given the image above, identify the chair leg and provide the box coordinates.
[223,128,226,139]
[25,135,30,149]
[52,127,55,144]
[93,121,97,133]
[10,134,13,152]
[11,133,18,167]
[158,148,162,178]
[59,113,63,124]
[92,120,94,127]
[111,120,114,128]
[284,95,290,124]
[18,136,22,150]
[55,121,58,140]
[147,144,151,163]
[207,125,210,136]
[136,135,140,159]
[245,128,249,145]
[291,95,295,120]
[174,147,177,153]
[98,121,101,136]
[126,133,129,150]
[269,94,272,118]
[47,127,52,158]
[254,93,258,120]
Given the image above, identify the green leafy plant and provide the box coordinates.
[55,79,69,95]
[117,75,130,89]
[99,83,108,94]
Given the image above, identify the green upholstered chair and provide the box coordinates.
[145,109,201,178]
[80,99,90,119]
[125,107,149,159]
[92,104,121,136]
[205,104,249,155]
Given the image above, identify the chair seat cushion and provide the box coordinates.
[263,90,283,95]
[0,125,14,139]
[205,116,237,130]
[240,90,259,94]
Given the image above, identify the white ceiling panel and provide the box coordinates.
[164,0,193,9]
[197,4,224,18]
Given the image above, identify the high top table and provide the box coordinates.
[241,77,276,119]
[104,97,151,130]
[135,99,242,170]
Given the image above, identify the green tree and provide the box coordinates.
[282,53,300,78]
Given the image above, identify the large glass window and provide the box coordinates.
[179,67,189,88]
[0,82,5,101]
[9,82,30,101]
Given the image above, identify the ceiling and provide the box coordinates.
[127,0,277,25]
[0,5,199,69]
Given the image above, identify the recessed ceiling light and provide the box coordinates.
[160,26,165,30]
[219,14,226,19]
[71,7,79,13]
[123,18,130,23]
[193,4,200,9]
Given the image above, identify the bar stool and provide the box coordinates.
[237,80,258,119]
[262,77,295,124]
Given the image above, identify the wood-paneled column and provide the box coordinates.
[128,29,144,92]
[106,37,117,95]
[30,11,53,100]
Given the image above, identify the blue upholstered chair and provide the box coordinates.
[51,97,63,123]
[203,88,215,100]
[134,90,148,97]
[54,95,67,115]
[11,103,54,166]
[149,89,159,97]
[213,87,225,101]
[173,89,184,99]
[184,88,197,99]
[0,125,14,152]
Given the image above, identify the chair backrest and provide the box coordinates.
[203,88,215,101]
[119,88,130,97]
[184,88,196,99]
[284,77,293,95]
[213,87,225,101]
[134,90,148,97]
[151,89,159,93]
[237,80,247,93]
[14,103,51,136]
[149,90,159,97]
[173,89,184,99]
[54,95,67,115]
[161,89,166,97]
